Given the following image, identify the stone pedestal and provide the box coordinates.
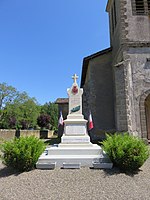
[36,74,112,169]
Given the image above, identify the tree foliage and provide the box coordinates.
[1,98,40,129]
[0,82,58,130]
[37,114,50,129]
[0,82,18,110]
[0,82,41,129]
[41,102,58,130]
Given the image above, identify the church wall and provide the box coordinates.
[107,0,130,62]
[127,47,150,138]
[108,0,122,60]
[82,64,91,121]
[113,48,150,136]
[82,0,150,140]
[110,0,150,138]
[125,0,150,42]
[88,51,115,138]
[113,63,128,131]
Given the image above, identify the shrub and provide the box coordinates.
[0,136,45,172]
[101,133,149,171]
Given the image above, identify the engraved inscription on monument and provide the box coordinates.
[65,124,86,135]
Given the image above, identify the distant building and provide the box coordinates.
[55,98,69,136]
[81,0,150,141]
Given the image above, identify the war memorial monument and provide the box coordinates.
[36,74,112,169]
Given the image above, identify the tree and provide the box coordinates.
[0,82,41,129]
[1,98,40,129]
[41,102,58,130]
[37,114,50,129]
[0,82,18,110]
[19,99,40,129]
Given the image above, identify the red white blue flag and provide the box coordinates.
[88,112,94,130]
[58,111,64,126]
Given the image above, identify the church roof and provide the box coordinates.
[55,98,69,104]
[80,47,112,87]
[106,0,112,12]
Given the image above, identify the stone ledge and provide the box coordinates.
[92,162,113,169]
[36,162,56,169]
[63,163,81,169]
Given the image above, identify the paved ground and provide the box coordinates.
[0,158,150,200]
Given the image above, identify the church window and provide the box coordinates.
[132,0,150,15]
[148,0,150,12]
[135,0,145,14]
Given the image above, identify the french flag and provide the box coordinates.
[58,111,64,126]
[88,112,94,130]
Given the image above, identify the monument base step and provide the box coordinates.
[36,144,112,169]
[36,162,56,169]
[36,157,112,169]
[58,143,94,148]
[63,163,81,169]
[92,162,113,169]
[46,144,102,155]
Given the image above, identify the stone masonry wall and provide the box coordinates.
[82,64,91,121]
[125,0,150,43]
[113,63,128,131]
[0,130,54,141]
[107,0,128,61]
[114,47,150,138]
[111,0,150,138]
[83,51,115,140]
[82,51,115,139]
[127,47,150,138]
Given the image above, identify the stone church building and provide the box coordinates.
[80,0,150,141]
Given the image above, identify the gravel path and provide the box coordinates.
[0,158,150,200]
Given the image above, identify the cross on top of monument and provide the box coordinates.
[72,74,78,84]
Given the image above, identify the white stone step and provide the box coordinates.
[36,143,112,169]
[36,153,111,168]
[37,156,101,168]
[58,143,94,148]
[46,145,102,156]
[39,154,103,159]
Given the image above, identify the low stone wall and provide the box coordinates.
[0,129,16,141]
[19,130,40,138]
[0,129,54,141]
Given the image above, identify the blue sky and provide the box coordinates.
[0,0,110,105]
